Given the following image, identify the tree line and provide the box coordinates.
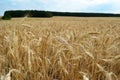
[2,10,120,20]
[2,10,53,20]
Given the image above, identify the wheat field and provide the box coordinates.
[0,17,120,80]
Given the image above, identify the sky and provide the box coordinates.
[0,0,120,15]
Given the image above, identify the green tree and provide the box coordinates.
[2,13,11,20]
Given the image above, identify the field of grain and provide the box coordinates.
[0,17,120,80]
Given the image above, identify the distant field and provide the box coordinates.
[0,17,120,80]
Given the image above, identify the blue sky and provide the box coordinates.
[0,0,120,15]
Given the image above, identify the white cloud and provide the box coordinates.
[10,0,120,13]
[12,0,29,2]
[34,0,116,12]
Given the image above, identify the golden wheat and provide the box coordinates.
[0,17,120,80]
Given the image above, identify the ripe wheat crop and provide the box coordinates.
[0,17,120,80]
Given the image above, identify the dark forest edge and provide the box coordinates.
[2,10,120,20]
